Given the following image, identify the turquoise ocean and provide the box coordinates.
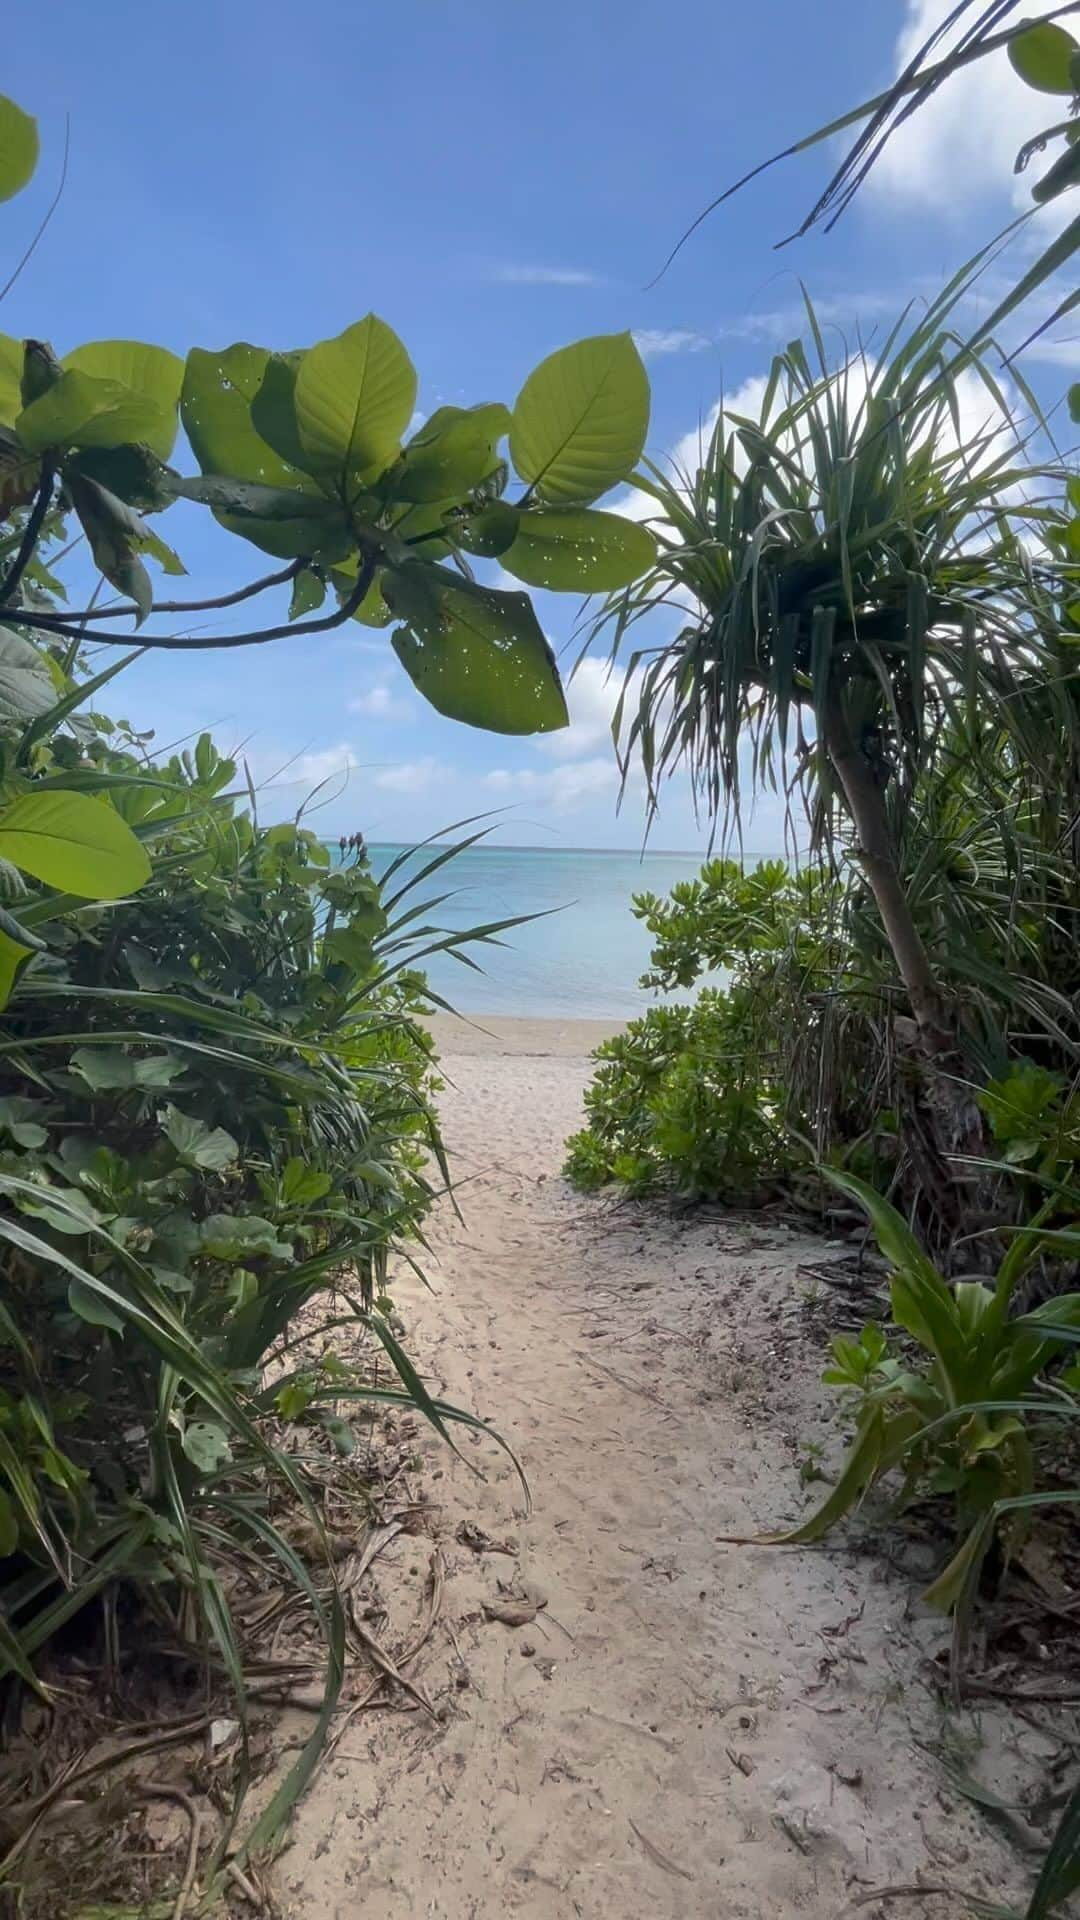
[366,843,709,1019]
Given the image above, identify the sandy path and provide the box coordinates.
[280,1019,1018,1919]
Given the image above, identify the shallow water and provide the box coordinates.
[363,841,710,1018]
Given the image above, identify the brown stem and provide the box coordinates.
[59,558,304,622]
[0,460,56,607]
[0,552,376,653]
[822,693,951,1051]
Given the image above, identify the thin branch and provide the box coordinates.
[0,115,71,307]
[0,550,377,652]
[67,558,304,623]
[0,460,56,606]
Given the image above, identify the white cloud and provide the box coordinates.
[348,683,412,720]
[632,328,711,358]
[537,656,637,763]
[488,264,603,287]
[483,756,620,812]
[373,756,444,795]
[274,744,357,791]
[865,1,1056,213]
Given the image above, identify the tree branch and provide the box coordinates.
[0,461,56,608]
[0,551,377,652]
[63,559,305,623]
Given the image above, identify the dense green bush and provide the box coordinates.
[563,858,890,1202]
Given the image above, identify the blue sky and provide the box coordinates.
[4,1,1072,849]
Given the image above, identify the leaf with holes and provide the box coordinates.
[503,507,656,591]
[182,1422,233,1475]
[386,566,568,734]
[394,403,509,503]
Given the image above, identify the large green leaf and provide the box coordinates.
[162,1105,239,1170]
[0,790,152,897]
[386,565,568,734]
[166,472,353,564]
[510,333,650,504]
[0,629,58,728]
[250,351,309,470]
[394,404,510,503]
[1008,21,1079,93]
[17,370,172,457]
[0,97,38,203]
[181,343,324,540]
[293,315,417,488]
[63,342,183,459]
[0,336,21,428]
[502,507,656,591]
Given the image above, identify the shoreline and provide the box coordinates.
[425,1011,626,1057]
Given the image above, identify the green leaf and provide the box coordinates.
[276,1377,316,1420]
[1032,138,1080,204]
[182,343,320,487]
[65,443,176,513]
[510,332,650,504]
[165,472,352,563]
[182,1421,233,1475]
[386,566,568,734]
[503,507,656,591]
[0,1489,17,1558]
[289,567,326,620]
[0,789,152,897]
[0,929,30,1010]
[63,342,183,459]
[0,628,58,727]
[1008,21,1079,93]
[17,370,174,456]
[0,336,22,427]
[70,1046,183,1091]
[67,1276,124,1335]
[0,97,38,203]
[455,500,520,557]
[394,404,510,503]
[250,351,310,470]
[294,315,417,486]
[822,1167,942,1287]
[161,1105,238,1170]
[199,1214,292,1262]
[280,1158,333,1207]
[66,470,154,623]
[319,1413,356,1458]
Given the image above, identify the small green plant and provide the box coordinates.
[757,1170,1080,1610]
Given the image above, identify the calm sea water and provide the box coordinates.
[365,843,708,1019]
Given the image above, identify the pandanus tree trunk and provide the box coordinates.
[822,692,990,1242]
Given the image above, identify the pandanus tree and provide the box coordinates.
[596,294,1074,1104]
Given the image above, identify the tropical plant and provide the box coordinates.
[564,859,853,1200]
[0,673,530,1904]
[0,98,655,753]
[742,1168,1080,1613]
